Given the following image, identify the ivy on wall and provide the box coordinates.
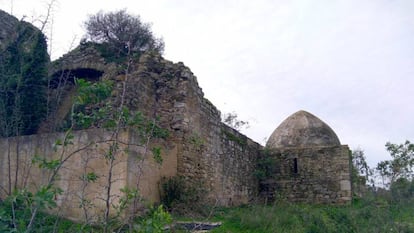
[0,20,49,137]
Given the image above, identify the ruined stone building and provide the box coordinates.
[0,9,351,222]
[262,110,351,204]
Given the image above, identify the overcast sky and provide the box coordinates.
[1,0,413,167]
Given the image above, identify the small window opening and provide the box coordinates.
[293,158,298,174]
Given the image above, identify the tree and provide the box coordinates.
[376,140,414,187]
[222,111,250,131]
[0,8,172,232]
[84,9,164,58]
[351,148,373,187]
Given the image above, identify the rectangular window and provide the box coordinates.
[293,158,298,174]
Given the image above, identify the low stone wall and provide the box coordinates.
[261,145,352,204]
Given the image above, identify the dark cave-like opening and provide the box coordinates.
[49,68,104,88]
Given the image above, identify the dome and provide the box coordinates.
[266,110,340,149]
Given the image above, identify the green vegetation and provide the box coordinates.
[209,197,414,233]
[255,148,277,181]
[159,176,207,216]
[71,78,114,129]
[205,141,414,233]
[376,140,414,187]
[188,133,206,151]
[2,189,414,232]
[0,198,171,233]
[2,7,414,233]
[222,129,247,146]
[84,9,164,62]
[0,20,49,137]
[0,77,172,232]
[0,7,173,231]
[222,112,250,131]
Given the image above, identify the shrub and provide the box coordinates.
[84,9,164,60]
[159,176,206,215]
[0,21,49,136]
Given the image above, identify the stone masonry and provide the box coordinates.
[0,30,352,221]
[263,111,352,204]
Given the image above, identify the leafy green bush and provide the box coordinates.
[0,195,172,233]
[390,178,414,203]
[0,21,49,136]
[160,176,206,215]
[135,205,172,233]
[0,188,94,232]
[84,9,164,61]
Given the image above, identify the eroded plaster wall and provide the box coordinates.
[0,129,177,222]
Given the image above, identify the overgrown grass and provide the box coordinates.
[2,193,414,232]
[0,199,171,233]
[209,198,414,233]
[0,204,95,233]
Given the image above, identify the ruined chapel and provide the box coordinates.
[0,9,351,221]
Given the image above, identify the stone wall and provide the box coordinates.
[129,54,262,206]
[0,40,352,223]
[0,51,263,222]
[261,145,351,204]
[210,125,261,205]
